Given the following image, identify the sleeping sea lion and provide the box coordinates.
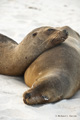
[23,26,80,105]
[0,27,67,75]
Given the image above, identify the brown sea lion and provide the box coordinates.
[0,27,67,75]
[23,26,80,105]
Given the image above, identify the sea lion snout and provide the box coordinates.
[23,90,48,105]
[23,91,50,105]
[63,30,68,35]
[58,29,68,39]
[50,29,68,45]
[24,93,31,99]
[63,30,68,37]
[60,29,68,40]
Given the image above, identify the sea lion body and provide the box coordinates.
[0,27,67,75]
[23,26,80,105]
[0,34,18,75]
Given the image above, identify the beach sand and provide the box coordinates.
[0,0,80,119]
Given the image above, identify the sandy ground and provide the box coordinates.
[0,0,80,120]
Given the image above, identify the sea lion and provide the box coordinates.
[0,27,67,75]
[23,26,80,105]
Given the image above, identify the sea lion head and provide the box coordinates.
[23,77,63,105]
[26,26,68,49]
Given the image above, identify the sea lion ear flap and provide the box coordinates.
[32,32,37,37]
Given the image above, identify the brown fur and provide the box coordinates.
[0,27,67,75]
[23,26,80,105]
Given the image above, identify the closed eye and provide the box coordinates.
[45,28,56,35]
[47,28,56,32]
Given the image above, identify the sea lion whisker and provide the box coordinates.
[39,38,48,47]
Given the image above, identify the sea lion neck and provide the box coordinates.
[15,27,68,75]
[15,35,42,73]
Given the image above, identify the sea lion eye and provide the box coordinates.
[46,28,56,35]
[47,28,55,32]
[32,32,37,37]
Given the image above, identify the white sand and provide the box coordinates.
[0,0,80,119]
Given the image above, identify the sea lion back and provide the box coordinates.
[0,33,18,45]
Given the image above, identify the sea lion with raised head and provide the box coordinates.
[0,27,67,75]
[23,26,80,105]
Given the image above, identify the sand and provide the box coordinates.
[0,0,80,119]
